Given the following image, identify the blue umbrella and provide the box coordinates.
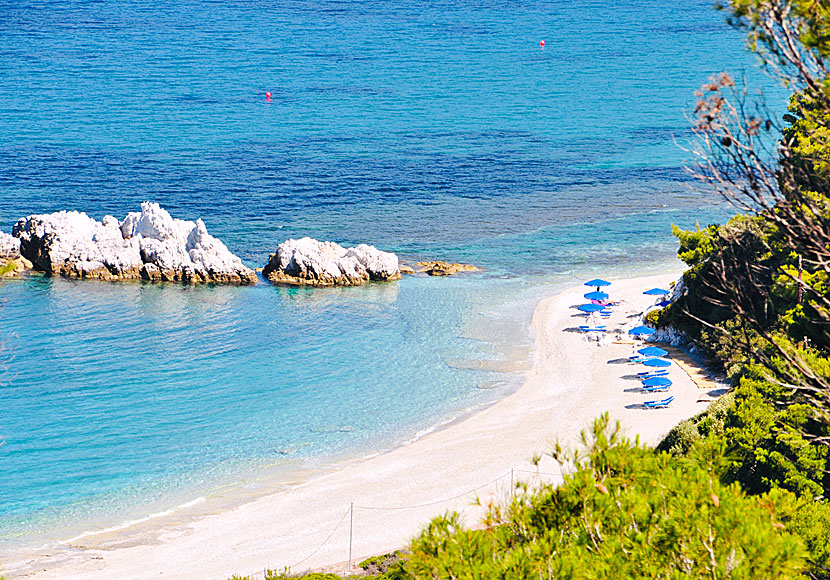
[578,303,605,313]
[628,326,656,336]
[644,288,670,296]
[642,376,672,387]
[637,346,668,357]
[584,291,609,301]
[642,358,671,368]
[585,279,611,287]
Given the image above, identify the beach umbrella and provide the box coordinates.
[642,358,671,368]
[577,303,605,313]
[642,376,672,387]
[585,279,611,288]
[644,288,670,296]
[637,346,668,357]
[628,325,656,336]
[584,290,609,301]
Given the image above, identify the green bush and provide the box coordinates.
[229,571,344,580]
[657,392,734,456]
[359,551,412,580]
[657,418,702,456]
[644,308,663,327]
[405,415,806,579]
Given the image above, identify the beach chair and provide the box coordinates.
[579,326,607,333]
[636,369,669,377]
[644,396,674,409]
[629,355,662,364]
[643,384,670,392]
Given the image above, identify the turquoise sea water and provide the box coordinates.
[0,0,783,550]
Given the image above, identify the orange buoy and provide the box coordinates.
[266,92,271,102]
[540,40,545,48]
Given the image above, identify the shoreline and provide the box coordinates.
[5,271,720,580]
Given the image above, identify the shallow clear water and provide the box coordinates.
[0,0,783,548]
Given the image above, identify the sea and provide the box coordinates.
[0,0,785,554]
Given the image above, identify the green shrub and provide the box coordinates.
[359,551,411,579]
[644,308,663,327]
[657,418,701,456]
[657,392,735,456]
[406,415,807,579]
[229,571,344,580]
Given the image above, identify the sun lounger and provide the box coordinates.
[630,356,665,364]
[636,369,668,377]
[579,326,607,333]
[643,384,670,392]
[644,396,674,408]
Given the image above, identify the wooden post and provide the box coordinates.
[348,502,354,571]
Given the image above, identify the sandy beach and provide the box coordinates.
[6,272,723,580]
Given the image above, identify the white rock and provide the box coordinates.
[263,237,401,286]
[13,210,143,277]
[346,244,399,280]
[653,325,689,348]
[670,276,687,301]
[187,218,250,275]
[121,202,195,243]
[0,231,21,259]
[12,203,256,284]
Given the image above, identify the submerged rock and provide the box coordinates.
[0,256,33,278]
[415,260,479,276]
[262,237,400,286]
[12,202,257,284]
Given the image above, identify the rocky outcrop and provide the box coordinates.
[0,256,33,277]
[647,277,696,350]
[415,261,479,276]
[669,277,686,301]
[0,232,21,260]
[262,237,400,286]
[12,202,257,284]
[652,325,690,349]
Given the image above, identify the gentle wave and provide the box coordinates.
[59,497,206,545]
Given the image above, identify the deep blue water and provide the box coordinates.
[0,0,783,549]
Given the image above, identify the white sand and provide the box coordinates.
[7,273,718,580]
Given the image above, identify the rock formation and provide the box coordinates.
[0,232,30,277]
[415,260,479,276]
[12,202,257,284]
[0,232,21,260]
[262,237,400,286]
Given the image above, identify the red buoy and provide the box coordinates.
[266,92,271,102]
[540,40,545,48]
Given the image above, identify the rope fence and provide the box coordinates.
[238,466,564,579]
[288,506,352,570]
